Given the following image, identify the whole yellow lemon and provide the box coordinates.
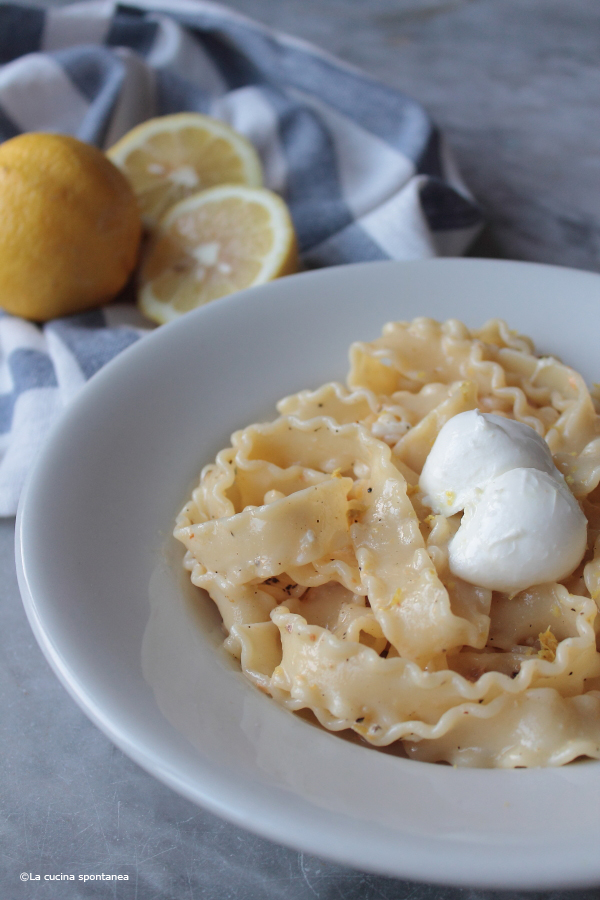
[0,133,142,321]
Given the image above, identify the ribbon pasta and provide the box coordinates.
[175,318,600,767]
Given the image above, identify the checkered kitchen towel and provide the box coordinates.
[0,0,482,516]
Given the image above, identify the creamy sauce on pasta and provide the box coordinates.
[174,318,600,768]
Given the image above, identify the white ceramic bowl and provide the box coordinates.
[16,259,600,890]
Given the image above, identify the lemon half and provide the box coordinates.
[138,184,298,324]
[107,113,263,229]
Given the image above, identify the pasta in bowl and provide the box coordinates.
[17,259,600,886]
[175,316,600,768]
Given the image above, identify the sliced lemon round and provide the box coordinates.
[107,113,263,229]
[138,184,298,324]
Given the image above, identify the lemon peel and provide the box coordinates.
[0,132,141,321]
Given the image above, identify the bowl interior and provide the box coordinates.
[16,259,600,889]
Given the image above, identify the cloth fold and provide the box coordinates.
[0,0,482,516]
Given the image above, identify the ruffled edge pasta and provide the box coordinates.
[175,316,600,767]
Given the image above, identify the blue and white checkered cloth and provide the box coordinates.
[0,0,482,515]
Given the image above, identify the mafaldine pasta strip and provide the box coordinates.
[174,318,600,768]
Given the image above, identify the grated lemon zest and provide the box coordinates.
[538,627,559,662]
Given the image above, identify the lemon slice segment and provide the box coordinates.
[107,113,263,228]
[138,185,298,324]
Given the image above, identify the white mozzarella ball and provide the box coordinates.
[419,409,557,516]
[448,468,587,593]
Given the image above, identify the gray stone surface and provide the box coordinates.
[224,0,600,272]
[3,1,600,898]
[225,0,599,272]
